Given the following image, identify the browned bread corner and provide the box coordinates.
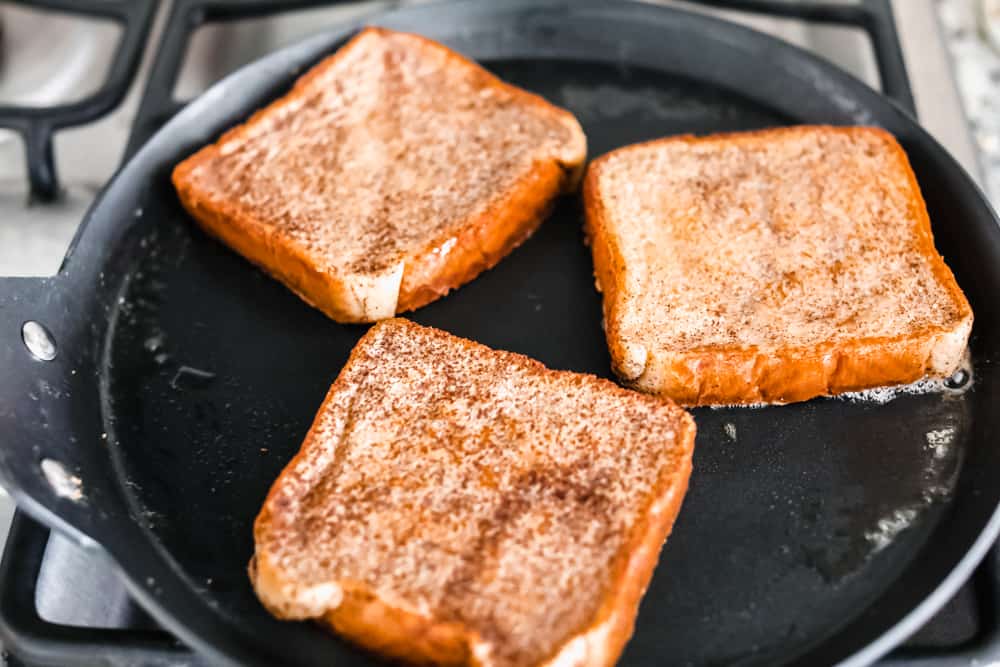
[250,318,695,667]
[584,125,973,406]
[173,27,586,323]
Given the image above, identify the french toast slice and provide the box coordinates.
[584,126,973,406]
[251,319,695,667]
[173,27,586,323]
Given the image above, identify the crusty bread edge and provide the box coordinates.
[537,410,694,667]
[250,319,695,666]
[173,27,586,323]
[584,125,974,406]
[171,28,394,323]
[397,158,575,313]
[249,320,480,664]
[375,27,587,312]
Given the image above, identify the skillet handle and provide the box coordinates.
[0,275,102,549]
[0,277,60,361]
[0,512,196,667]
[0,279,189,658]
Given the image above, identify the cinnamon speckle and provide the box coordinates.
[254,319,693,666]
[595,128,965,351]
[183,28,577,280]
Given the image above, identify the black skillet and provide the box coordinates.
[2,1,1000,665]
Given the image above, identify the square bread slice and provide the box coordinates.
[250,319,695,667]
[173,27,586,323]
[584,126,973,406]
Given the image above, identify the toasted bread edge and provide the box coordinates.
[373,26,587,313]
[397,150,583,314]
[173,27,586,324]
[584,125,974,406]
[541,410,694,667]
[250,319,695,666]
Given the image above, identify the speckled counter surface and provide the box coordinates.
[937,0,1000,204]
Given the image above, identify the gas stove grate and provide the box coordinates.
[0,0,156,202]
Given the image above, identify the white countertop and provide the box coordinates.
[938,0,1000,204]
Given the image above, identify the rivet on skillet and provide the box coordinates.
[40,458,84,502]
[21,321,57,361]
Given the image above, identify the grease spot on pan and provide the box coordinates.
[925,426,956,459]
[723,422,737,442]
[865,507,919,553]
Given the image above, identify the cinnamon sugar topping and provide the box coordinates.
[254,319,694,666]
[185,28,578,277]
[594,128,966,352]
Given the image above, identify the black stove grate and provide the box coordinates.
[0,0,156,202]
[0,1,997,665]
[125,0,355,158]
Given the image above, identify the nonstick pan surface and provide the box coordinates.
[2,2,1000,666]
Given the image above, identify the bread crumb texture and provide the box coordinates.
[254,319,693,667]
[181,28,578,276]
[595,127,964,349]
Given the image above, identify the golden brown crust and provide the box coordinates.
[321,586,475,666]
[584,125,973,406]
[563,418,693,667]
[397,159,571,313]
[583,159,629,385]
[173,27,586,323]
[173,163,360,320]
[249,325,486,665]
[252,551,476,664]
[251,319,694,667]
[629,335,953,406]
